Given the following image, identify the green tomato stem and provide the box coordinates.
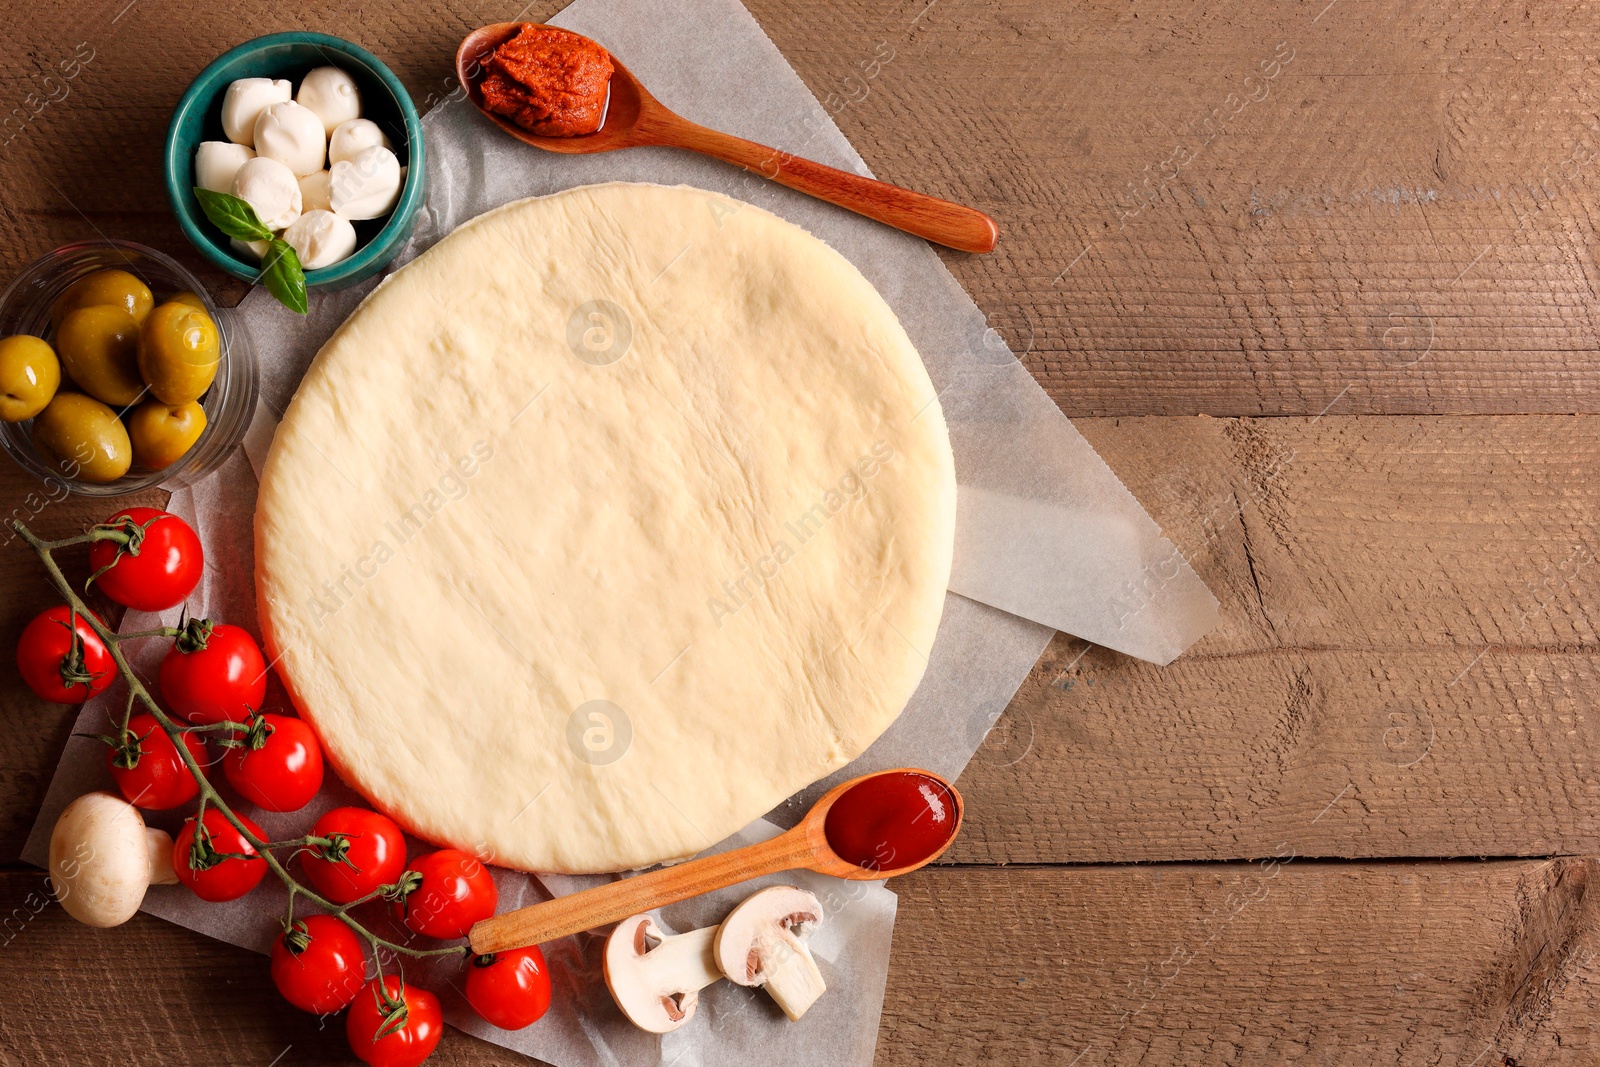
[12,519,470,965]
[112,627,185,642]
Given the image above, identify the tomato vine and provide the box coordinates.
[13,518,469,973]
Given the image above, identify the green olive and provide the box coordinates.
[32,392,132,483]
[55,305,145,407]
[0,335,62,422]
[169,290,207,309]
[137,301,220,405]
[51,269,155,331]
[128,398,206,469]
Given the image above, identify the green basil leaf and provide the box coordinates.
[192,187,273,242]
[258,240,308,316]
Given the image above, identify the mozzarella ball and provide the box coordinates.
[329,145,402,221]
[328,118,390,165]
[220,78,292,146]
[194,141,255,193]
[282,210,358,270]
[253,101,326,177]
[298,170,333,213]
[230,237,271,262]
[296,66,361,135]
[231,156,302,231]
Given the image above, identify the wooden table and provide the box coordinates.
[4,1,1597,1063]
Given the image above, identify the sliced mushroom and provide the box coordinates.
[49,791,178,927]
[713,885,826,1021]
[603,914,723,1033]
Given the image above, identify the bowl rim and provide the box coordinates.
[0,238,259,497]
[163,31,426,289]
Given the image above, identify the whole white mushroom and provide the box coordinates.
[49,791,177,928]
[297,66,362,135]
[328,118,390,166]
[231,155,302,231]
[283,210,358,269]
[253,101,327,177]
[220,77,291,147]
[194,141,255,194]
[329,144,402,221]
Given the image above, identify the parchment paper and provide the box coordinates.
[24,0,1217,1063]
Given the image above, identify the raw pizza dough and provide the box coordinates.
[256,182,956,873]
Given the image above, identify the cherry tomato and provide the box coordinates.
[223,713,324,812]
[466,946,550,1030]
[172,808,267,902]
[158,620,267,725]
[271,914,367,1014]
[86,507,203,612]
[301,807,407,905]
[346,976,442,1067]
[16,605,112,703]
[103,712,206,810]
[390,849,497,940]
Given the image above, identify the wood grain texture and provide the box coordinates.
[1,0,1597,1063]
[945,413,1600,864]
[764,0,1600,416]
[7,861,1600,1065]
[882,862,1600,1066]
[4,0,1598,414]
[7,416,1598,866]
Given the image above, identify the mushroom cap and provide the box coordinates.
[603,914,721,1034]
[49,791,172,928]
[712,885,824,986]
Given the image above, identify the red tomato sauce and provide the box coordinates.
[479,25,614,137]
[823,771,959,871]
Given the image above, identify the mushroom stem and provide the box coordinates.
[638,924,721,993]
[712,885,829,1021]
[761,939,827,1021]
[604,914,724,1033]
[147,828,178,886]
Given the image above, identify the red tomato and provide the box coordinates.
[104,713,207,810]
[466,946,551,1030]
[271,914,367,1014]
[223,713,324,812]
[172,808,267,902]
[301,807,407,905]
[16,605,112,704]
[390,849,497,940]
[158,621,267,725]
[87,507,203,612]
[346,976,442,1067]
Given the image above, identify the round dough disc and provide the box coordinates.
[256,182,956,873]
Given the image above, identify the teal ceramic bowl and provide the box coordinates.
[164,32,425,290]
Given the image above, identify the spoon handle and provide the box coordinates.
[659,119,999,253]
[468,827,819,953]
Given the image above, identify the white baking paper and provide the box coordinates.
[24,0,1217,1063]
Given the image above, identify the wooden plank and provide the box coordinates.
[6,860,1599,1064]
[2,1,1598,415]
[6,415,1600,864]
[770,0,1600,417]
[882,861,1600,1065]
[949,413,1600,863]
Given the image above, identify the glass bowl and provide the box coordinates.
[0,239,258,497]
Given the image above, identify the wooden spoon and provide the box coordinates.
[455,24,999,253]
[468,767,962,954]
